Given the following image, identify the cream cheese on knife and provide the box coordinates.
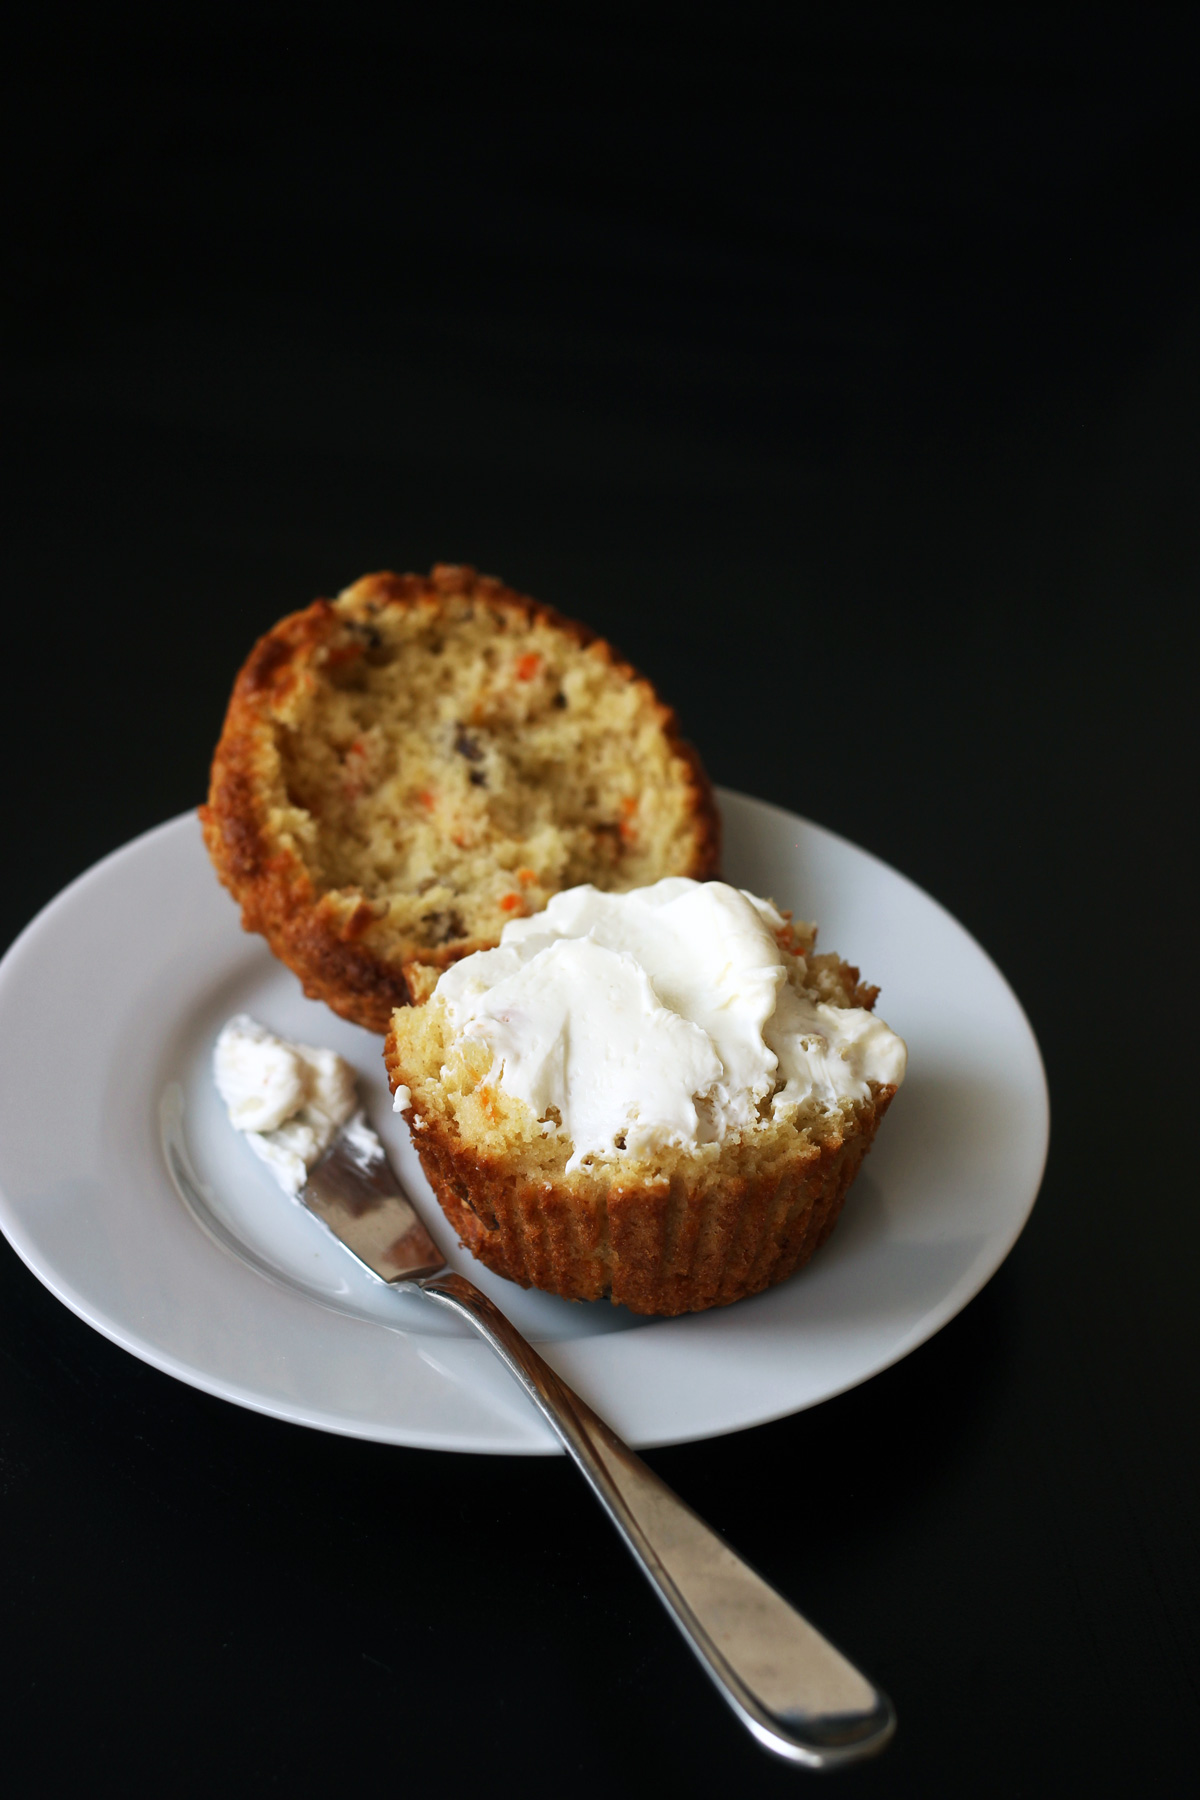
[213,1013,381,1195]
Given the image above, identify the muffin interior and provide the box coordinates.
[272,596,705,954]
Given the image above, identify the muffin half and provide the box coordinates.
[385,879,905,1316]
[200,565,719,1032]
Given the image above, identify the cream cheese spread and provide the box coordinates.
[214,1014,365,1194]
[434,879,907,1173]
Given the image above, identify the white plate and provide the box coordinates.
[0,792,1048,1454]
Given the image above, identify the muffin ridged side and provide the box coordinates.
[396,1085,894,1315]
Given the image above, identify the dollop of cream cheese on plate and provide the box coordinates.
[214,1014,361,1195]
[434,878,907,1173]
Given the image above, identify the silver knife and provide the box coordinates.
[303,1119,896,1770]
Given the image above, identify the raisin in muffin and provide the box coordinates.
[385,878,905,1316]
[200,565,719,1032]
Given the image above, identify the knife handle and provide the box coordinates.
[412,1269,895,1770]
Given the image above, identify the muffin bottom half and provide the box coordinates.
[405,1086,896,1317]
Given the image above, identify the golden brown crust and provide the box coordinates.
[200,564,720,1033]
[385,1008,895,1316]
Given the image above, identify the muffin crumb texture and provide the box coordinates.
[200,566,719,1032]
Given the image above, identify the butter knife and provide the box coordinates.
[302,1119,896,1770]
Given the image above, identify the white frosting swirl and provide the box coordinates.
[434,879,906,1173]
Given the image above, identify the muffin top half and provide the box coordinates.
[201,564,720,1031]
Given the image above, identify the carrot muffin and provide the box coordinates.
[200,565,719,1033]
[385,878,906,1316]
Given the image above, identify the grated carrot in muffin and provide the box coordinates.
[200,564,719,1032]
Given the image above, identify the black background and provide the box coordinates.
[1,10,1196,1796]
